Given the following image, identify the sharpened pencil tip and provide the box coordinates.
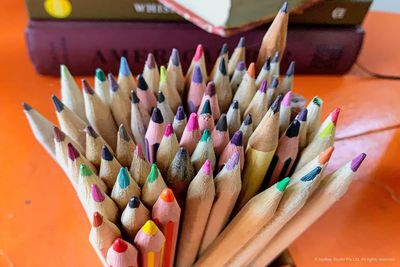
[92,212,103,227]
[117,167,131,189]
[128,196,141,208]
[118,124,130,141]
[312,96,323,107]
[95,68,106,82]
[281,1,288,13]
[232,100,239,109]
[151,107,164,124]
[108,73,119,92]
[263,58,271,71]
[171,48,180,66]
[270,76,279,89]
[165,123,173,137]
[192,65,203,83]
[282,91,292,107]
[157,91,165,103]
[148,164,159,183]
[351,153,366,172]
[259,80,268,93]
[67,143,80,160]
[220,43,228,56]
[22,102,32,111]
[201,99,212,115]
[200,128,211,142]
[80,164,93,177]
[194,44,203,61]
[176,106,186,120]
[91,184,105,202]
[236,61,246,71]
[296,109,308,122]
[102,145,113,161]
[53,126,65,142]
[270,95,282,113]
[286,61,295,76]
[247,62,255,78]
[216,114,228,131]
[187,113,199,131]
[112,238,128,253]
[231,131,243,146]
[331,107,341,125]
[225,152,240,170]
[205,82,216,96]
[238,37,245,48]
[319,146,335,164]
[131,90,140,104]
[142,220,159,235]
[51,95,64,112]
[137,74,148,90]
[301,166,322,182]
[82,79,94,94]
[272,52,280,63]
[286,120,300,137]
[135,144,145,159]
[146,53,156,69]
[243,114,252,125]
[202,160,212,176]
[219,58,227,75]
[86,126,98,138]
[119,57,131,76]
[160,66,167,83]
[160,188,175,202]
[277,177,291,192]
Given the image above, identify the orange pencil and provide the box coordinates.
[145,108,166,163]
[179,113,201,155]
[152,189,181,267]
[134,220,166,267]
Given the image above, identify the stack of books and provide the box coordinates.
[24,0,372,75]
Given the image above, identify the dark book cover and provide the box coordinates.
[25,20,364,76]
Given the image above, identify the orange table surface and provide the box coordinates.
[1,1,400,266]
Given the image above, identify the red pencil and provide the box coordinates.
[106,238,138,267]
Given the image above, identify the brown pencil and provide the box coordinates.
[157,123,180,177]
[121,196,151,241]
[116,124,136,167]
[129,144,151,187]
[228,37,246,76]
[109,74,132,137]
[99,145,122,190]
[82,80,118,150]
[145,107,166,163]
[176,160,215,267]
[142,163,167,208]
[143,53,160,94]
[211,114,230,157]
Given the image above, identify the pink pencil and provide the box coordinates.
[218,130,245,171]
[187,65,206,113]
[197,82,221,121]
[106,238,138,267]
[136,74,157,113]
[198,99,215,132]
[179,113,201,154]
[211,114,230,157]
[145,107,166,163]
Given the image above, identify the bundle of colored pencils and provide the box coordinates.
[23,2,366,267]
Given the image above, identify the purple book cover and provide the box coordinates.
[25,20,364,76]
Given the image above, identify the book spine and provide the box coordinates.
[25,20,364,76]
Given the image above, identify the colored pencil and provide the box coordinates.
[116,124,136,167]
[252,153,366,266]
[306,96,323,143]
[226,100,241,138]
[89,183,119,223]
[233,62,257,116]
[235,96,281,210]
[78,163,108,211]
[176,160,215,267]
[172,106,187,141]
[157,91,175,124]
[134,220,166,267]
[244,80,272,127]
[296,109,308,151]
[186,44,208,88]
[230,61,246,94]
[130,90,149,151]
[145,107,166,163]
[60,65,87,122]
[51,95,87,153]
[218,130,244,171]
[214,55,232,112]
[295,108,340,171]
[255,57,271,88]
[94,68,110,105]
[167,48,185,97]
[197,100,215,132]
[279,91,292,136]
[137,74,157,113]
[179,113,201,155]
[54,126,78,175]
[159,66,182,112]
[239,114,253,149]
[99,145,123,190]
[82,79,118,150]
[191,129,216,173]
[198,82,221,121]
[166,147,195,208]
[89,212,121,262]
[228,165,326,265]
[111,167,141,210]
[279,61,295,95]
[210,43,228,80]
[211,113,230,157]
[117,56,136,98]
[187,65,206,113]
[142,163,168,208]
[199,152,241,255]
[143,53,160,95]
[270,52,280,78]
[256,2,288,71]
[195,178,290,267]
[85,126,111,168]
[109,74,132,137]
[67,143,97,188]
[152,188,181,267]
[267,75,280,101]
[106,238,138,267]
[121,196,151,240]
[157,123,180,177]
[228,37,246,76]
[129,144,151,187]
[23,102,56,160]
[264,120,300,188]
